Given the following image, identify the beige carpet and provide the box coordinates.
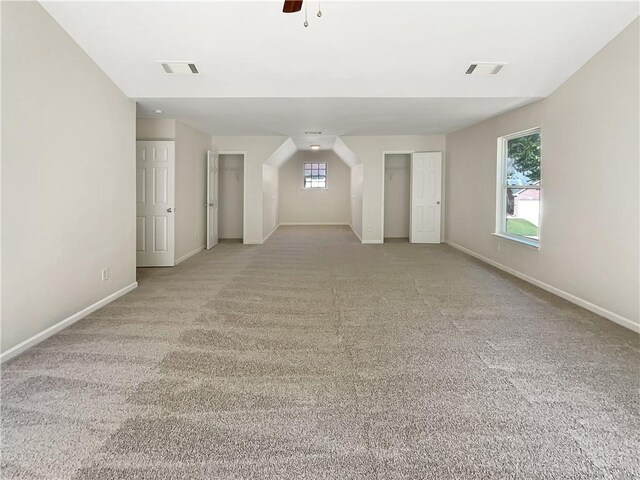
[2,226,638,479]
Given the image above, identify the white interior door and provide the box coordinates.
[410,151,442,243]
[206,150,219,249]
[136,141,175,266]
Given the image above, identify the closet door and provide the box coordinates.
[410,152,442,244]
[206,150,219,249]
[136,141,176,266]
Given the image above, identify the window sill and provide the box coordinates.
[492,232,539,250]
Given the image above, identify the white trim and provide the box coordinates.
[1,282,139,363]
[441,151,447,243]
[262,224,280,243]
[502,126,541,141]
[446,241,639,333]
[491,232,539,250]
[217,150,247,155]
[279,222,349,226]
[496,128,542,247]
[175,245,205,265]
[363,239,384,244]
[349,224,363,242]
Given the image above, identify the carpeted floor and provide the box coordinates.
[1,226,638,479]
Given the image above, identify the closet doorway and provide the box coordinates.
[383,153,411,241]
[218,153,244,241]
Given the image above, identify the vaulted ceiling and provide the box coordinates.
[42,1,638,136]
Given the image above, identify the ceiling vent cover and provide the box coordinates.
[466,63,505,75]
[160,62,199,75]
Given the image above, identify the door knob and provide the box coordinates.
[436,201,441,205]
[167,208,173,213]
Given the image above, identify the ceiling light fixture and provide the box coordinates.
[154,109,163,114]
[310,145,321,150]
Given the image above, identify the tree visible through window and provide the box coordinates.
[497,129,541,245]
[304,163,327,188]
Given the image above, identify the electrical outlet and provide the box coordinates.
[101,267,109,282]
[496,241,501,252]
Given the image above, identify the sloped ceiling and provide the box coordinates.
[265,136,360,168]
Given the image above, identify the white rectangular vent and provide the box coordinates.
[466,63,505,75]
[160,62,199,75]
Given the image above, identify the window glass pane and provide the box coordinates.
[303,163,327,188]
[506,132,540,186]
[505,187,539,240]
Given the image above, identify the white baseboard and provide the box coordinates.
[175,245,205,265]
[1,282,139,363]
[446,241,639,333]
[262,224,280,243]
[363,239,384,244]
[279,222,349,226]
[349,224,363,242]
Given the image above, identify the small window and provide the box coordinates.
[496,128,541,246]
[303,162,327,189]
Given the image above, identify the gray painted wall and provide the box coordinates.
[2,1,136,353]
[445,18,639,329]
[279,151,351,225]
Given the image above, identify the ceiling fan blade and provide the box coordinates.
[283,0,303,13]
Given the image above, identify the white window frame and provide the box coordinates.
[302,162,328,189]
[494,127,541,249]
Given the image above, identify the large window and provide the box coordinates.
[496,128,541,247]
[303,162,327,189]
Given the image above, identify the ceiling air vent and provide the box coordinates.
[160,62,199,75]
[465,63,506,75]
[305,131,323,135]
